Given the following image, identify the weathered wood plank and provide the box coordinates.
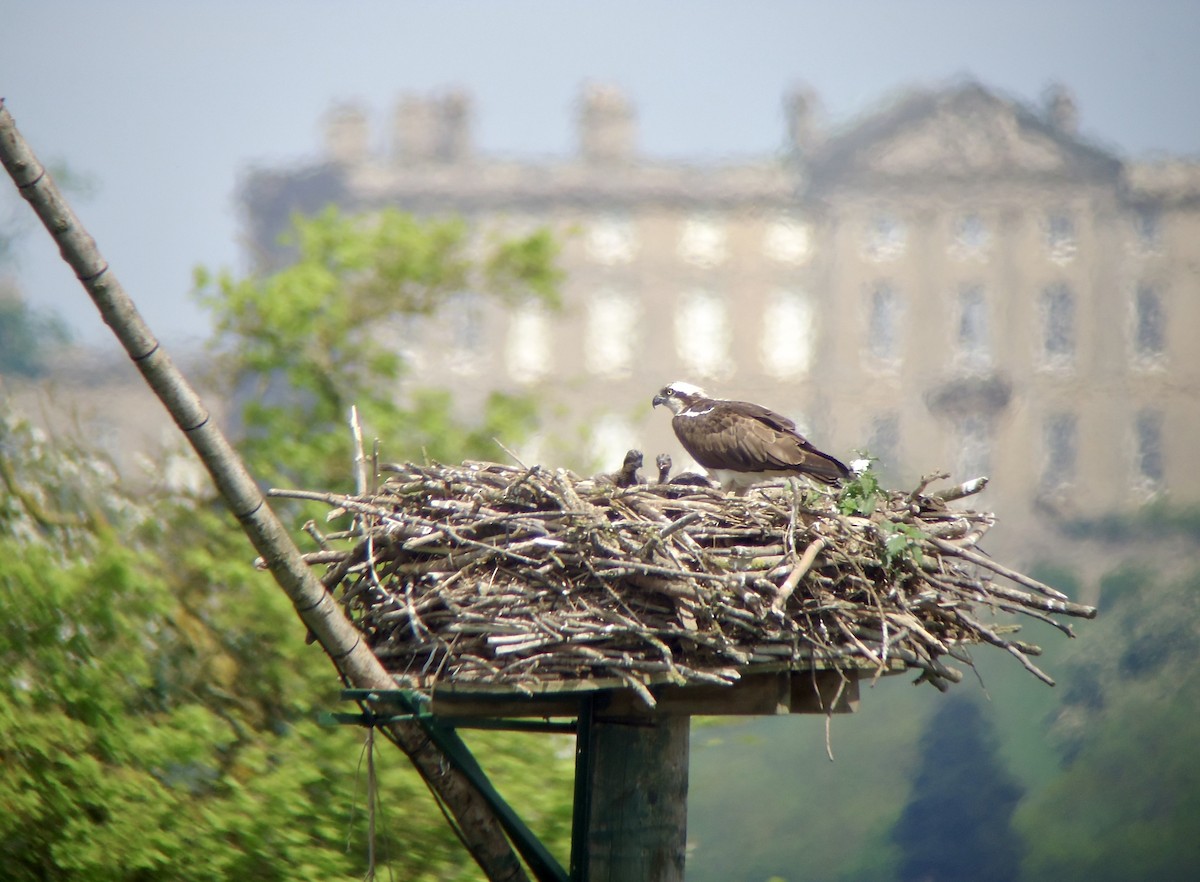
[428,669,867,719]
[580,714,690,882]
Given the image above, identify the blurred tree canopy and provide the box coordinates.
[0,207,573,881]
[0,289,71,378]
[1014,561,1200,881]
[1,160,90,377]
[892,697,1024,882]
[194,206,561,488]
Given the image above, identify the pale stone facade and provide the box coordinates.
[242,81,1200,573]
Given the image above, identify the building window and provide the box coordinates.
[867,413,900,478]
[1135,410,1163,486]
[506,302,552,383]
[867,282,902,364]
[1133,283,1165,361]
[1041,412,1078,490]
[1040,283,1075,367]
[956,415,991,478]
[763,215,813,264]
[950,213,990,260]
[586,215,637,265]
[864,213,906,262]
[675,289,733,379]
[1133,206,1161,252]
[956,284,990,369]
[382,313,429,374]
[1046,212,1076,264]
[760,289,815,379]
[585,287,639,379]
[678,216,728,268]
[588,413,637,472]
[447,293,485,375]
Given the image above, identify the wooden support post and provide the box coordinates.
[574,704,690,882]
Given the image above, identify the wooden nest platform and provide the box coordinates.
[274,461,1096,708]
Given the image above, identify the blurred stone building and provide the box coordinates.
[241,80,1200,571]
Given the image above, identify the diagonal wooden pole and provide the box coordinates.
[0,97,540,882]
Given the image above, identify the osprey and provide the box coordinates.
[652,382,850,492]
[598,449,644,488]
[654,452,714,488]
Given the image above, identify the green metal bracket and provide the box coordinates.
[331,689,572,882]
[319,707,576,735]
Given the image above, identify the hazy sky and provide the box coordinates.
[4,0,1198,347]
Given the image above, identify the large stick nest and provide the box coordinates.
[274,461,1096,698]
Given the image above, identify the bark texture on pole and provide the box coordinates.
[582,714,690,882]
[0,98,530,882]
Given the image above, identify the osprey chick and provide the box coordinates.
[655,453,673,484]
[652,382,849,492]
[599,448,645,488]
[654,452,714,488]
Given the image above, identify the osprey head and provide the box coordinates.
[652,381,707,415]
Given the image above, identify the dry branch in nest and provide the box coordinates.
[270,461,1096,700]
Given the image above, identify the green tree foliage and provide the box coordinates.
[0,411,499,881]
[1056,500,1200,545]
[1,160,89,376]
[685,684,946,882]
[0,289,70,377]
[0,207,574,880]
[1015,563,1200,881]
[194,206,560,487]
[0,414,125,550]
[891,696,1024,882]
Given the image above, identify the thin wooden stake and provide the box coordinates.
[0,98,534,882]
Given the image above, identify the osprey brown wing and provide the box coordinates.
[674,401,850,484]
[723,400,799,434]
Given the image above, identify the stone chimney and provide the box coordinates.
[324,103,369,165]
[393,95,439,162]
[1043,83,1078,134]
[784,85,823,154]
[394,91,473,163]
[578,83,636,163]
[436,89,472,162]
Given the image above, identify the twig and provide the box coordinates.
[350,405,368,496]
[274,458,1094,694]
[934,476,990,502]
[928,537,1078,603]
[772,538,828,613]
